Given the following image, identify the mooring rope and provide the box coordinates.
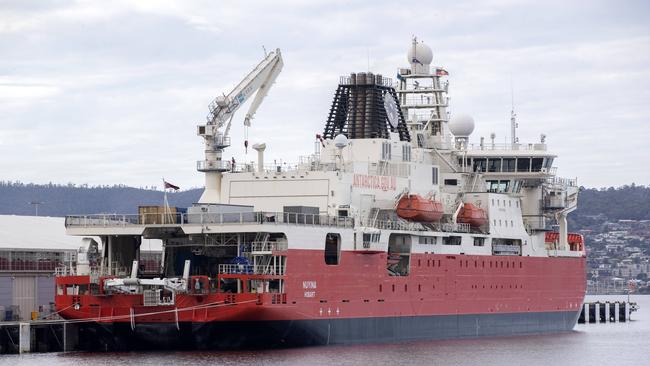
[30,298,259,326]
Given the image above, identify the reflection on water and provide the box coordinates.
[1,295,649,366]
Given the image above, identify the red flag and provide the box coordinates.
[164,180,179,191]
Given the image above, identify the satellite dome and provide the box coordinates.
[449,114,475,137]
[407,41,433,65]
[333,134,349,149]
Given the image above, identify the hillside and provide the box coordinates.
[0,181,202,216]
[569,184,650,230]
[1,181,649,224]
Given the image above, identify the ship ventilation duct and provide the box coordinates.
[323,72,410,141]
[252,143,266,173]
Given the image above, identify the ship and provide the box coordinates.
[55,38,586,350]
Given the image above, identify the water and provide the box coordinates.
[2,295,649,366]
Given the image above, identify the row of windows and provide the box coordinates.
[492,197,519,208]
[414,257,524,270]
[493,219,516,228]
[486,180,524,194]
[461,157,553,173]
[459,259,523,269]
[381,142,412,162]
[379,283,435,293]
[418,236,487,246]
[0,250,75,271]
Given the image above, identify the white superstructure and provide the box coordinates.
[63,38,583,287]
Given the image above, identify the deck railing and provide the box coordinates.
[65,211,355,229]
[218,263,285,276]
[66,212,477,234]
[242,241,289,252]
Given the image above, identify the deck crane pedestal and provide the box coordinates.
[196,49,283,203]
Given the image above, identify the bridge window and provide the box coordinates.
[473,158,487,172]
[487,180,509,193]
[516,157,530,172]
[503,158,516,172]
[488,158,501,172]
[324,233,341,265]
[473,237,485,246]
[545,157,554,168]
[444,179,458,186]
[531,158,544,172]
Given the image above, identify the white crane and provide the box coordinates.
[196,48,283,203]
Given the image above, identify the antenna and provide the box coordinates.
[29,201,44,216]
[510,77,518,145]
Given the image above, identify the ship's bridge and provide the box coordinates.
[457,142,556,178]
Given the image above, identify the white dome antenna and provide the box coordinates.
[408,37,433,74]
[449,114,475,150]
[449,114,475,137]
[333,134,349,149]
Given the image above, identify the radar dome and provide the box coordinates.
[449,114,475,137]
[407,41,433,65]
[333,134,349,149]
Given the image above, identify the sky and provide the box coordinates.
[0,0,648,190]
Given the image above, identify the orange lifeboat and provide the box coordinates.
[457,203,488,227]
[545,232,584,251]
[396,194,444,222]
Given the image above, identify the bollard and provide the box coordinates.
[18,323,30,353]
[606,302,613,322]
[598,303,606,323]
[619,302,626,322]
[588,303,596,323]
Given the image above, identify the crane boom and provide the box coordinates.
[196,48,283,204]
[206,48,283,129]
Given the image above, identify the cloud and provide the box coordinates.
[0,0,648,189]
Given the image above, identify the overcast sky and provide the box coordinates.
[1,0,648,190]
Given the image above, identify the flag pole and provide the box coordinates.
[162,177,170,223]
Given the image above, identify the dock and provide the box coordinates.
[0,321,78,354]
[577,301,639,324]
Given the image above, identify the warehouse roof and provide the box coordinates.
[0,215,161,251]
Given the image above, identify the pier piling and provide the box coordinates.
[578,301,637,324]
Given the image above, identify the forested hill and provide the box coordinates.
[569,184,650,229]
[1,182,649,223]
[0,182,202,216]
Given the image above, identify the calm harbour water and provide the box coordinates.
[1,295,649,366]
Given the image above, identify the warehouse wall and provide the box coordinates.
[0,277,11,308]
[12,276,36,319]
[0,275,56,320]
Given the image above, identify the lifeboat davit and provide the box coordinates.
[396,194,444,222]
[457,203,488,227]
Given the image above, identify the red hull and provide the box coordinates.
[55,251,586,325]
